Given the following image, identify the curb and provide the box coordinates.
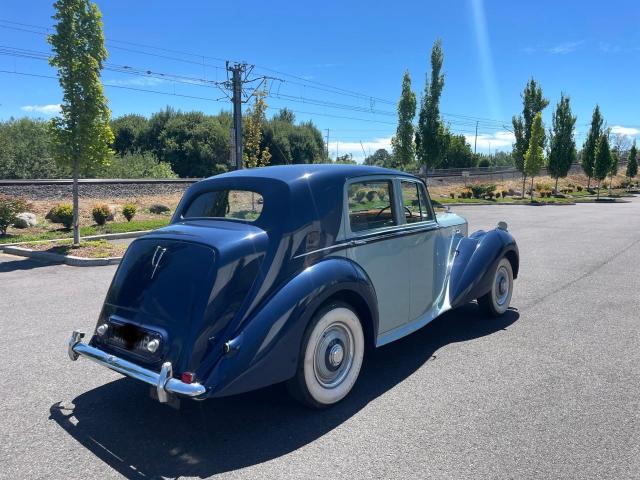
[0,230,148,251]
[2,246,122,266]
[439,201,577,207]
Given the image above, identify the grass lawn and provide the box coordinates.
[436,195,576,205]
[0,218,169,245]
[22,239,127,258]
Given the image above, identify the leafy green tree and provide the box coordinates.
[274,108,295,123]
[626,142,638,182]
[512,78,549,197]
[261,114,325,165]
[609,146,619,195]
[524,112,545,202]
[593,133,612,200]
[416,39,449,169]
[159,112,230,177]
[0,118,61,178]
[111,114,148,155]
[48,0,114,245]
[243,90,271,168]
[391,70,416,170]
[335,153,356,164]
[582,105,603,189]
[444,134,477,168]
[547,94,577,192]
[364,148,393,167]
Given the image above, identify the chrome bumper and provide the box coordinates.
[67,330,206,403]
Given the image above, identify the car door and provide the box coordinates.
[344,177,411,335]
[398,179,442,322]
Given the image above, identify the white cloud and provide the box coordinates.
[547,41,583,54]
[106,76,166,87]
[332,137,392,163]
[21,104,61,115]
[463,131,515,152]
[610,125,639,137]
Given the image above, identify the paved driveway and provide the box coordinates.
[1,199,639,479]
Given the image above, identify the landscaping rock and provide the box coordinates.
[149,203,171,214]
[13,212,37,228]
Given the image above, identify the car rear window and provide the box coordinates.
[347,180,397,232]
[183,189,263,221]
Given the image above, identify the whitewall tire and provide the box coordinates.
[478,257,514,317]
[288,302,365,408]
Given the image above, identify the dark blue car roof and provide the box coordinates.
[204,164,417,186]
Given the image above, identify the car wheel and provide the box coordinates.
[478,257,514,317]
[287,302,365,409]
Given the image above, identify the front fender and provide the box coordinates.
[448,228,519,309]
[205,257,378,398]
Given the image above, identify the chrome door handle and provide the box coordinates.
[350,239,367,246]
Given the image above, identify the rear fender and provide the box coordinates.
[448,228,519,309]
[204,257,378,397]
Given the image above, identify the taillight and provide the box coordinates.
[181,372,195,384]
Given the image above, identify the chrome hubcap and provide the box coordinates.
[494,266,510,306]
[313,322,354,388]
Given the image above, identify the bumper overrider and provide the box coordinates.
[67,330,207,403]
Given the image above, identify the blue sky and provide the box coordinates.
[1,0,639,161]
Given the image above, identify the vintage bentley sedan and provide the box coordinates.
[68,165,518,408]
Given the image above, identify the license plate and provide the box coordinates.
[108,323,145,351]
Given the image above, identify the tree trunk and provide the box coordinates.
[530,176,534,202]
[587,175,591,189]
[72,158,80,247]
[554,177,559,195]
[596,181,600,200]
[608,174,613,196]
[521,174,526,199]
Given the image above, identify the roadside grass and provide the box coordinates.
[0,218,169,245]
[436,195,575,205]
[22,238,127,258]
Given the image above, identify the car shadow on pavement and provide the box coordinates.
[49,304,519,479]
[0,256,60,272]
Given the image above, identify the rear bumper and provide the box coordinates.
[67,330,206,403]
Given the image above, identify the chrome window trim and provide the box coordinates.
[398,178,436,224]
[343,176,400,238]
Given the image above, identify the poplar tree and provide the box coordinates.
[593,133,612,200]
[512,79,549,197]
[626,142,638,183]
[391,70,416,170]
[524,112,545,202]
[582,105,603,189]
[243,90,272,168]
[547,94,577,192]
[608,147,619,195]
[416,39,448,170]
[49,0,113,246]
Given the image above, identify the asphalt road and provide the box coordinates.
[1,199,639,479]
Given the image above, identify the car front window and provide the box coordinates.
[401,180,434,223]
[347,180,397,232]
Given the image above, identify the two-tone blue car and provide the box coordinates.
[68,165,518,408]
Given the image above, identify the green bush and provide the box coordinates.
[0,194,30,235]
[47,203,73,229]
[355,190,366,202]
[366,190,377,202]
[149,203,171,214]
[122,203,137,222]
[92,204,111,225]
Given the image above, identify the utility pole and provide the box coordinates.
[221,62,279,170]
[325,128,330,160]
[474,120,478,154]
[227,62,246,170]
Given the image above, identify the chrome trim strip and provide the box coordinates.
[294,222,440,259]
[68,331,206,402]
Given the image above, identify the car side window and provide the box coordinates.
[348,180,397,232]
[401,180,434,223]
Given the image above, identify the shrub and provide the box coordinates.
[470,184,485,199]
[577,185,583,192]
[0,194,30,235]
[377,189,387,201]
[501,190,508,198]
[449,192,455,199]
[122,203,137,222]
[48,203,73,229]
[366,190,377,202]
[149,204,171,214]
[92,204,111,225]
